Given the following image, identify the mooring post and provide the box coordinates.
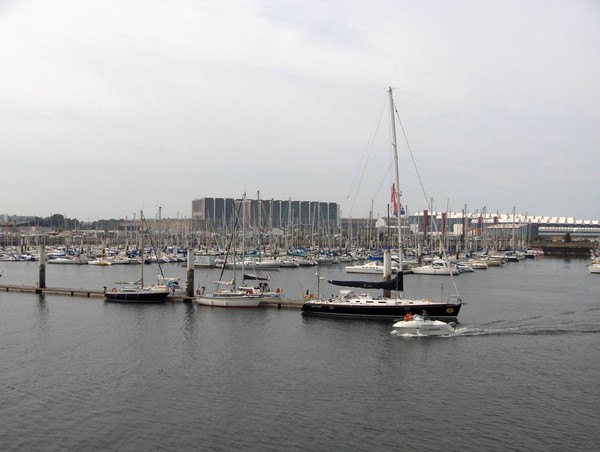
[383,249,391,298]
[38,244,46,289]
[186,248,194,298]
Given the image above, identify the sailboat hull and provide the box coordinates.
[195,291,262,308]
[301,300,461,320]
[105,287,171,302]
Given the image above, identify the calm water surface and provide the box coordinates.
[1,258,599,451]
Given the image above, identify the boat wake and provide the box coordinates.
[391,320,600,338]
[446,323,600,337]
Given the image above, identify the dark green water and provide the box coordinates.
[1,258,599,451]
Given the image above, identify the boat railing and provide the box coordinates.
[447,294,463,304]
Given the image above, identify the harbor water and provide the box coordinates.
[1,257,599,451]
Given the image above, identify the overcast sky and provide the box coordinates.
[1,0,599,222]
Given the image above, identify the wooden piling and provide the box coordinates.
[186,248,194,298]
[38,245,46,290]
[383,250,391,298]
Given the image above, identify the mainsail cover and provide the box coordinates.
[328,272,403,291]
[243,273,270,281]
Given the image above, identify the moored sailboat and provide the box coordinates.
[301,87,463,321]
[195,193,263,308]
[104,211,171,303]
[411,260,460,275]
[238,273,282,299]
[194,284,262,307]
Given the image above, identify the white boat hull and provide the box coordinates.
[469,260,489,270]
[345,265,384,274]
[88,259,112,266]
[393,317,455,336]
[411,265,459,275]
[345,262,398,274]
[195,291,262,307]
[224,260,281,269]
[588,264,600,274]
[47,258,84,265]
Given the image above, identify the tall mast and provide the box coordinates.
[240,192,246,287]
[388,87,403,282]
[140,210,144,287]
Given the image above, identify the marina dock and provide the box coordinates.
[0,283,304,308]
[0,283,105,298]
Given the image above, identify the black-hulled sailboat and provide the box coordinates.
[104,210,171,303]
[301,87,463,321]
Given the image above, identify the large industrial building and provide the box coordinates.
[191,197,340,234]
[191,197,600,244]
[406,211,600,240]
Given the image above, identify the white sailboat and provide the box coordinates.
[411,260,460,275]
[195,193,262,308]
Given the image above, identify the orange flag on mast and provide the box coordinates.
[391,183,399,216]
